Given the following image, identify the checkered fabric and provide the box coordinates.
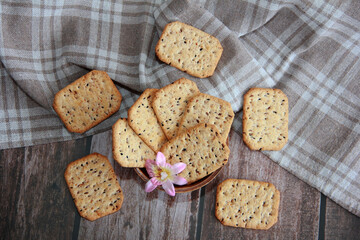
[0,0,359,216]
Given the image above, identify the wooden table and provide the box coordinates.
[1,129,359,239]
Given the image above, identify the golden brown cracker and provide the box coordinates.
[155,21,223,78]
[152,78,200,140]
[215,179,280,230]
[160,123,229,184]
[243,88,288,150]
[53,70,122,133]
[112,118,156,168]
[64,153,124,221]
[128,89,167,152]
[177,93,234,140]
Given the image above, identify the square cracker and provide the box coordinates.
[215,179,280,230]
[64,153,124,221]
[155,21,223,78]
[152,78,200,140]
[243,88,288,151]
[112,118,156,168]
[177,93,234,140]
[53,70,122,133]
[128,88,167,152]
[160,123,230,184]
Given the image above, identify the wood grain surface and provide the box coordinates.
[1,137,92,240]
[324,198,360,240]
[1,129,359,240]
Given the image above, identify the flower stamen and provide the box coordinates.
[160,172,168,181]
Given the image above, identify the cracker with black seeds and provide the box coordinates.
[112,118,156,168]
[177,93,234,140]
[152,78,200,140]
[128,89,167,152]
[156,21,223,78]
[64,153,124,221]
[215,179,280,230]
[53,70,122,133]
[160,123,229,184]
[243,88,288,151]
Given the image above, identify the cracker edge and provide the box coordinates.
[112,118,155,168]
[127,88,166,152]
[242,88,289,151]
[215,178,280,230]
[152,77,200,140]
[177,92,235,139]
[53,70,122,134]
[64,152,124,221]
[155,21,223,78]
[160,123,230,184]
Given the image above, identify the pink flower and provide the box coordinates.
[145,152,187,196]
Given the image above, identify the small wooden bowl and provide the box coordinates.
[134,137,228,193]
[134,166,223,193]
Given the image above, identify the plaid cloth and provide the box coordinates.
[0,0,359,216]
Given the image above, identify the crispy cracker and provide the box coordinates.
[215,179,280,230]
[243,88,288,151]
[160,123,229,184]
[177,93,234,140]
[152,78,200,140]
[155,21,223,78]
[112,118,156,168]
[128,89,167,152]
[53,70,122,133]
[64,153,124,221]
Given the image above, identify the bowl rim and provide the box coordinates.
[134,166,223,193]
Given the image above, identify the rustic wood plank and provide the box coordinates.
[0,137,91,239]
[199,131,321,239]
[77,130,201,240]
[3,129,358,240]
[0,147,26,240]
[324,198,360,239]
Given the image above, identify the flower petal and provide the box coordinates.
[150,177,162,186]
[156,152,166,166]
[164,162,172,169]
[172,176,188,186]
[145,159,156,178]
[145,180,158,193]
[171,162,187,174]
[163,180,175,196]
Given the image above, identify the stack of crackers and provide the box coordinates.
[112,77,235,185]
[54,21,288,228]
[54,73,236,221]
